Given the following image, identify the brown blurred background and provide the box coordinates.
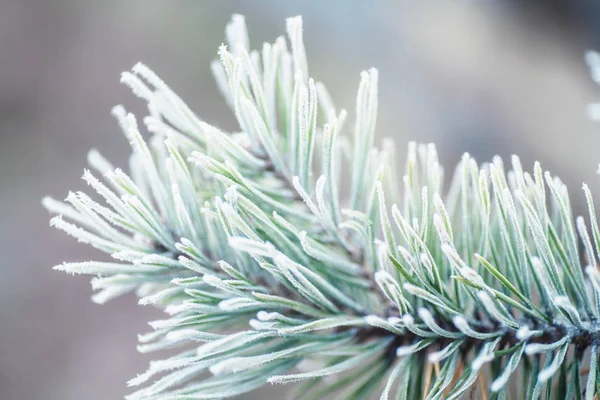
[2,1,600,399]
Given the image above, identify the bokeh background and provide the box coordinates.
[3,1,600,399]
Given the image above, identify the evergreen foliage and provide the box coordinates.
[45,15,600,399]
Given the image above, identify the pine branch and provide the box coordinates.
[45,14,600,399]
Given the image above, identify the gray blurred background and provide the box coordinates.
[2,1,600,399]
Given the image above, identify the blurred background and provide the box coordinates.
[2,0,600,398]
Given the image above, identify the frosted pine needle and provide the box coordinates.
[46,14,600,399]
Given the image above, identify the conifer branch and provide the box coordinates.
[45,14,600,399]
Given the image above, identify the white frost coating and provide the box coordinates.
[225,14,249,57]
[472,348,495,370]
[373,270,389,283]
[516,326,536,340]
[395,340,426,357]
[248,318,273,331]
[120,71,153,101]
[87,149,115,176]
[428,342,460,363]
[202,274,221,286]
[364,315,384,325]
[432,213,451,244]
[285,16,308,81]
[491,376,509,392]
[228,236,275,257]
[554,295,583,326]
[164,329,208,342]
[138,287,180,306]
[218,297,261,311]
[525,336,570,355]
[256,311,277,321]
[453,316,473,336]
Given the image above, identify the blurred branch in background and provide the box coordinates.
[1,1,600,399]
